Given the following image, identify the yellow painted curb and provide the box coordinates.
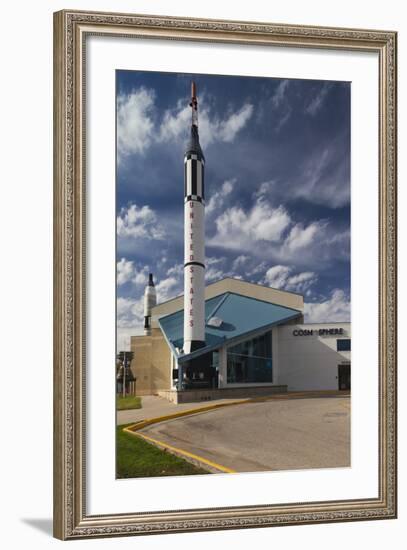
[124,398,247,434]
[122,400,245,473]
[126,429,236,474]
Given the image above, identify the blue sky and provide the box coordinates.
[116,70,350,350]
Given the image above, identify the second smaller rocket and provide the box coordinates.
[143,273,156,336]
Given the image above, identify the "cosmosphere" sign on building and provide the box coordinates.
[292,328,345,337]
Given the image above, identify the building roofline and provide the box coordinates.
[299,321,351,326]
[158,290,303,325]
[222,277,305,298]
[152,276,304,311]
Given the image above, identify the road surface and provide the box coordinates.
[139,397,350,473]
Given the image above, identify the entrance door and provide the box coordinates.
[338,364,351,390]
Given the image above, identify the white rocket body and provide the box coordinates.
[183,82,206,354]
[143,273,156,336]
[183,159,206,353]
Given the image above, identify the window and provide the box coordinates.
[337,339,351,351]
[227,331,273,384]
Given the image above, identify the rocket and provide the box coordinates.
[143,273,156,336]
[183,82,206,354]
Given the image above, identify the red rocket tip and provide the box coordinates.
[190,81,198,125]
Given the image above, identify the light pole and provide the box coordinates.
[122,355,126,398]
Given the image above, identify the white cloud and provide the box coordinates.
[207,256,224,266]
[203,256,226,281]
[209,198,291,250]
[285,271,318,293]
[266,141,350,209]
[232,255,250,270]
[217,104,254,142]
[275,108,292,133]
[247,261,267,276]
[271,80,290,108]
[166,263,183,278]
[264,265,291,288]
[305,289,350,322]
[264,265,318,293]
[155,276,181,303]
[159,103,190,142]
[117,203,165,240]
[283,221,326,253]
[117,88,155,160]
[117,296,144,328]
[117,258,134,285]
[117,258,149,286]
[294,145,350,208]
[209,182,347,267]
[117,87,253,162]
[206,179,235,215]
[253,180,275,199]
[205,266,225,282]
[157,93,253,149]
[305,83,332,116]
[134,271,148,285]
[270,80,292,131]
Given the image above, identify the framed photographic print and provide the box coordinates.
[53,9,397,540]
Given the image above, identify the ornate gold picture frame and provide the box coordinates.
[53,9,397,540]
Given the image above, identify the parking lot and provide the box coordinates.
[138,396,350,473]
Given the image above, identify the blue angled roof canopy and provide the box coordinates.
[158,292,302,363]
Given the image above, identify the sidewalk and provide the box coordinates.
[117,394,247,425]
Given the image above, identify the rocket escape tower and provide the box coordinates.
[183,82,206,356]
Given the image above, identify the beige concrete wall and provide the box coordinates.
[151,277,304,327]
[130,328,172,395]
[158,385,287,404]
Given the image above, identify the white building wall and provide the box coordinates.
[272,328,279,385]
[276,323,351,391]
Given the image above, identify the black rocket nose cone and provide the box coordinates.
[148,273,154,287]
[185,126,204,160]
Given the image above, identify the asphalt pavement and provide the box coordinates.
[138,396,350,473]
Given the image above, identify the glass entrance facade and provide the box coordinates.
[227,331,273,384]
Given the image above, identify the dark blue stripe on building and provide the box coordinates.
[191,159,197,196]
[184,162,187,197]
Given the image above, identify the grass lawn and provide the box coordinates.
[117,424,210,478]
[116,395,142,410]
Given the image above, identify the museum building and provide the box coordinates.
[129,276,351,403]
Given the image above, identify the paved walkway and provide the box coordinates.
[117,395,247,425]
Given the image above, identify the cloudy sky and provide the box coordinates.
[116,70,350,350]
